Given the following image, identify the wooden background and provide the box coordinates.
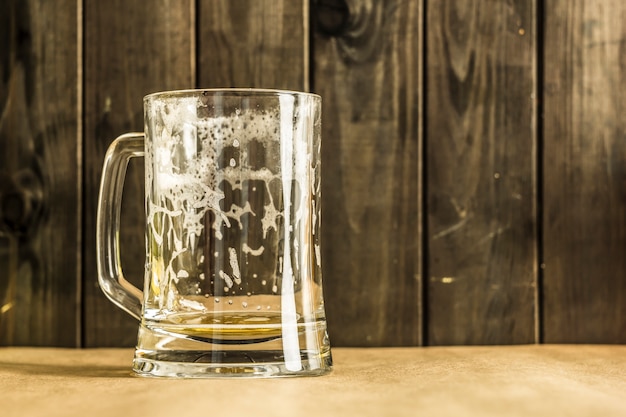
[1,0,624,347]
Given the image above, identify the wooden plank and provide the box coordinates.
[4,346,626,417]
[198,0,307,90]
[426,0,537,344]
[0,0,80,346]
[83,0,195,347]
[313,1,422,346]
[543,0,626,343]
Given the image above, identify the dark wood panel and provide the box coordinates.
[426,0,537,345]
[313,0,422,346]
[83,0,195,347]
[2,0,623,348]
[543,0,626,343]
[198,0,307,90]
[0,0,79,346]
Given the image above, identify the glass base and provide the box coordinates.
[132,349,333,378]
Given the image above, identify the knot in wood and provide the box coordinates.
[0,170,44,239]
[314,0,351,36]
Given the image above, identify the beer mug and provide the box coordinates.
[97,89,332,377]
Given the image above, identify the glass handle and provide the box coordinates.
[96,133,145,320]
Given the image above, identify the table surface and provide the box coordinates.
[1,345,625,417]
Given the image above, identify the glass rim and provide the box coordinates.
[144,88,321,101]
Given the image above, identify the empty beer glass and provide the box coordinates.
[97,89,332,378]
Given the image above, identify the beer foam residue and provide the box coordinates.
[144,95,318,309]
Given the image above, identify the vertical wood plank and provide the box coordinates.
[426,0,537,345]
[198,0,307,90]
[313,0,423,346]
[0,0,80,346]
[83,0,194,347]
[543,0,626,343]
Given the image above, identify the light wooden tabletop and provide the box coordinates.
[1,345,625,417]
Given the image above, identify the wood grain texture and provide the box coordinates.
[2,0,626,348]
[198,0,307,90]
[3,346,626,417]
[426,0,537,345]
[0,0,80,346]
[314,0,423,346]
[542,0,626,343]
[83,0,194,347]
